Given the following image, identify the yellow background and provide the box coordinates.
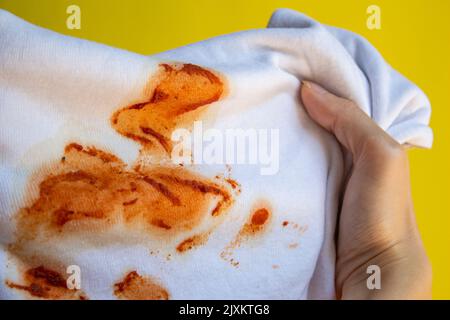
[0,0,448,299]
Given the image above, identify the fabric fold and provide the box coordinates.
[0,8,431,300]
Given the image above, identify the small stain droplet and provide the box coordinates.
[114,271,169,300]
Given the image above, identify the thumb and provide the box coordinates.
[300,81,400,161]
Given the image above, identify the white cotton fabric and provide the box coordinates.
[0,8,432,300]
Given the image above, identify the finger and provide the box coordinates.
[300,81,400,161]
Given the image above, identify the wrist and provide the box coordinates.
[338,240,432,299]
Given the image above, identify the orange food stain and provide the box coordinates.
[14,144,232,241]
[114,271,169,300]
[251,209,269,225]
[111,63,226,155]
[5,266,87,300]
[176,233,208,253]
[225,178,241,192]
[65,143,120,163]
[149,249,160,256]
[220,204,271,267]
[229,258,239,267]
[281,221,309,235]
[9,62,236,294]
[240,208,270,236]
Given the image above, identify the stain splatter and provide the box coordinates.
[149,249,160,256]
[176,233,208,253]
[229,258,239,267]
[280,220,308,250]
[8,62,235,298]
[5,265,87,300]
[114,271,169,300]
[12,63,232,245]
[14,144,232,241]
[281,221,308,235]
[248,209,269,228]
[65,143,120,163]
[225,178,241,192]
[111,63,226,155]
[220,204,272,267]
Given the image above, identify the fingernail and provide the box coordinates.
[301,80,311,89]
[301,81,333,100]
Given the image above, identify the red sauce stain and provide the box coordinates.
[151,218,172,230]
[176,233,208,253]
[281,221,308,235]
[65,143,120,163]
[14,144,232,241]
[298,225,308,235]
[111,63,226,155]
[5,266,87,300]
[229,258,239,267]
[225,178,241,192]
[220,203,272,267]
[251,209,269,225]
[123,198,138,206]
[281,221,308,249]
[240,208,270,236]
[114,271,169,300]
[272,264,280,269]
[8,62,236,293]
[149,249,160,256]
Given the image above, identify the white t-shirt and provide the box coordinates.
[0,8,432,299]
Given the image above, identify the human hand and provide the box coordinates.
[300,81,432,299]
